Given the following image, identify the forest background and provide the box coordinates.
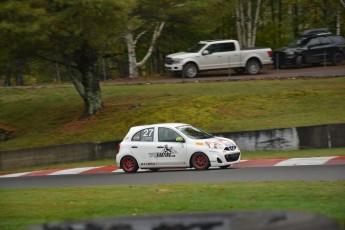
[1,0,345,116]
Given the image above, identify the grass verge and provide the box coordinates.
[1,77,345,150]
[0,181,344,230]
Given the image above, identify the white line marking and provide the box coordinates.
[0,172,30,178]
[274,156,336,166]
[48,167,99,175]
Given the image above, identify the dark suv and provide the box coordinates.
[273,28,345,68]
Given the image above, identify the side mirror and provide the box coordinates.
[202,50,210,55]
[176,137,185,142]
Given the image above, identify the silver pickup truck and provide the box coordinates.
[165,39,273,77]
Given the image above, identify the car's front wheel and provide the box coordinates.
[120,156,139,173]
[191,152,210,170]
[182,63,198,78]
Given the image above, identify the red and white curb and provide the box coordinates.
[1,156,344,178]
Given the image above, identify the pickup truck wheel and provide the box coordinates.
[245,59,261,75]
[182,63,198,78]
[332,52,344,66]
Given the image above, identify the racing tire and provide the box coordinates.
[120,156,139,173]
[182,63,198,78]
[191,152,210,170]
[332,52,344,66]
[245,59,261,75]
[295,56,303,68]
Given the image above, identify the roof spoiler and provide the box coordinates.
[299,28,331,37]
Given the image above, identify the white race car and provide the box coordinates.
[116,123,241,173]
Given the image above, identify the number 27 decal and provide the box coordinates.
[143,128,154,137]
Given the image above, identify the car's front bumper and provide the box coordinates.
[209,151,241,167]
[273,52,297,67]
[165,64,183,72]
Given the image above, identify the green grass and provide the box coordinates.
[1,77,345,230]
[1,77,345,150]
[0,181,344,230]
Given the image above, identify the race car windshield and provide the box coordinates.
[177,125,214,139]
[187,43,206,53]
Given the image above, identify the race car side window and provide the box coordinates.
[158,127,181,142]
[132,128,154,142]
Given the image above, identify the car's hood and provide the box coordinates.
[196,136,237,149]
[167,52,199,59]
[209,137,235,144]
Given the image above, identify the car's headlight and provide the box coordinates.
[205,141,223,149]
[173,59,182,64]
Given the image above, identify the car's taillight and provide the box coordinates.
[268,50,273,57]
[118,143,121,152]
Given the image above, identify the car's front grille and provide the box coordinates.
[225,152,240,162]
[224,145,237,151]
[165,57,174,65]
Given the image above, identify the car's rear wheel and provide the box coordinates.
[182,63,198,78]
[245,59,261,75]
[120,156,139,173]
[191,152,210,170]
[332,52,344,66]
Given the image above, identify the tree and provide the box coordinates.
[0,0,130,116]
[235,0,262,48]
[124,0,206,78]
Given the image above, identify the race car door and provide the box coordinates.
[129,127,157,167]
[155,127,187,167]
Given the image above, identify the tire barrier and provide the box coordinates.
[26,211,341,230]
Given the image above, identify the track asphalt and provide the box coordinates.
[1,156,344,178]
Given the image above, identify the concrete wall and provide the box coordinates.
[0,141,120,170]
[0,123,344,170]
[215,123,345,152]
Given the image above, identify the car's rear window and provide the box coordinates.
[131,128,154,142]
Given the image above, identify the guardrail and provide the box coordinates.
[0,123,344,171]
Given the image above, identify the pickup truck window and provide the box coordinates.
[206,43,235,53]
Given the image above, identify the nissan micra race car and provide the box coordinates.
[116,123,241,173]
